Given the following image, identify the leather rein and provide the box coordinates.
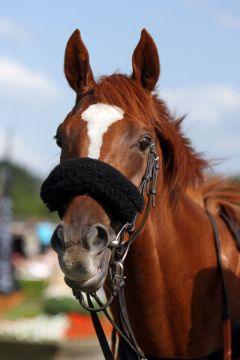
[71,142,159,360]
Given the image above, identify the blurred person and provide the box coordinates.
[36,221,54,253]
[24,218,40,257]
[0,165,17,293]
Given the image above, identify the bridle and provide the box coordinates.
[67,141,240,360]
[44,131,240,359]
[71,142,159,360]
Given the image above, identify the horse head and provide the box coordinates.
[41,29,206,294]
[41,29,162,293]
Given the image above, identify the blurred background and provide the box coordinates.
[0,0,239,359]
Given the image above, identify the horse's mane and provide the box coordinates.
[91,74,240,225]
[94,74,209,196]
[200,178,240,225]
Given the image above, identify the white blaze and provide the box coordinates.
[81,103,124,159]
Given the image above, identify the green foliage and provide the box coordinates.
[42,296,88,315]
[18,279,47,298]
[4,295,88,319]
[5,299,43,319]
[0,160,55,220]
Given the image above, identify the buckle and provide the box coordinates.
[111,261,125,295]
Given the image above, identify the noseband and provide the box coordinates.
[40,156,145,223]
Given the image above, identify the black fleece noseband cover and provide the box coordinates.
[40,158,144,223]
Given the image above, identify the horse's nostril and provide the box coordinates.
[96,225,109,245]
[52,224,109,252]
[51,225,64,253]
[87,224,109,250]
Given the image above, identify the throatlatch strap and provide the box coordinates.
[206,211,231,360]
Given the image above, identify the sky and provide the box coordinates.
[0,0,239,177]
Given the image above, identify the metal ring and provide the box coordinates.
[73,290,115,312]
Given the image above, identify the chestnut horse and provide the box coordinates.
[41,29,240,359]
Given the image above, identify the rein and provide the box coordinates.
[72,142,159,360]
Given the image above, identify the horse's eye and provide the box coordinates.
[138,136,152,152]
[54,134,62,148]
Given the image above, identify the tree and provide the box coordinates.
[0,161,54,220]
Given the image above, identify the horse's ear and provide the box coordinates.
[64,29,95,94]
[132,29,160,91]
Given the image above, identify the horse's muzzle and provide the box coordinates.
[51,223,112,293]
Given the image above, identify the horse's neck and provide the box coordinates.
[123,191,222,358]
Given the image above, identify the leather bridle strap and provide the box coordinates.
[220,211,240,250]
[73,143,159,360]
[87,295,114,360]
[94,288,146,359]
[117,284,146,359]
[87,293,145,359]
[206,211,231,360]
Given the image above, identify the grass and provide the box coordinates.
[5,299,44,320]
[3,295,89,319]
